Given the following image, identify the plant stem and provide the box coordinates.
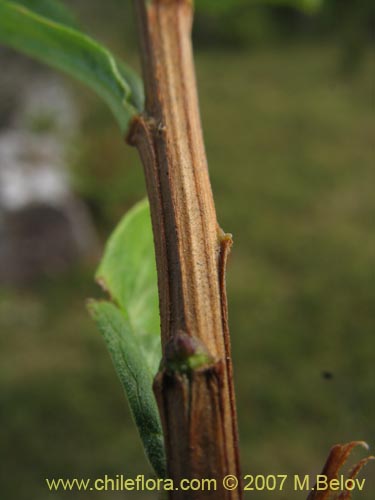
[129,1,241,497]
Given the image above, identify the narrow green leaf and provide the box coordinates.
[90,200,164,477]
[88,300,166,479]
[7,0,79,28]
[0,1,143,132]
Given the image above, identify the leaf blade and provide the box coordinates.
[88,300,166,478]
[96,199,160,374]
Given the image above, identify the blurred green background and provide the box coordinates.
[0,0,374,498]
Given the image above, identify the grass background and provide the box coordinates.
[0,2,374,499]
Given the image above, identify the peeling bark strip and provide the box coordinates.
[128,0,241,497]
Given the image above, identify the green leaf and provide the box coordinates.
[96,199,160,374]
[0,0,143,132]
[90,199,165,477]
[88,301,166,479]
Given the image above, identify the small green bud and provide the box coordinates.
[163,331,213,373]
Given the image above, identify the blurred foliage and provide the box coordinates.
[62,0,373,229]
[1,1,374,499]
[2,42,374,499]
[323,0,375,73]
[197,0,323,15]
[61,1,374,62]
[193,0,374,69]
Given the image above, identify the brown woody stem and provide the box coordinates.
[128,1,241,497]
